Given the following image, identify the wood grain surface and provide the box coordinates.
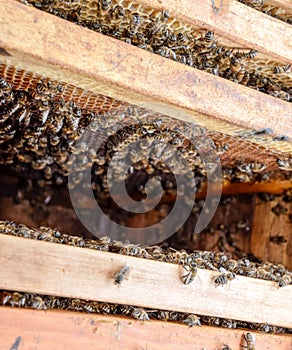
[0,0,291,141]
[251,196,292,270]
[1,307,292,350]
[0,235,291,327]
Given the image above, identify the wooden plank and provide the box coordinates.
[137,0,292,64]
[251,196,292,270]
[0,235,291,327]
[0,1,291,141]
[266,0,292,11]
[1,307,292,350]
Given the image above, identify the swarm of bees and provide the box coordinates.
[0,220,291,288]
[20,0,292,102]
[1,289,291,335]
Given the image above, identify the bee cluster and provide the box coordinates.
[20,0,292,102]
[0,71,290,193]
[0,289,291,335]
[237,0,292,24]
[1,219,291,287]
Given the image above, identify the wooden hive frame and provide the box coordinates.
[0,0,292,349]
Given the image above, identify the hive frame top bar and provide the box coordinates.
[0,0,291,141]
[136,0,292,64]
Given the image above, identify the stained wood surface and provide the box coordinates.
[0,1,291,142]
[1,307,292,350]
[137,0,292,64]
[251,196,292,270]
[0,235,291,327]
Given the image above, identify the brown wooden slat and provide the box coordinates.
[137,0,292,63]
[0,235,291,327]
[251,196,292,270]
[0,0,291,141]
[1,307,291,350]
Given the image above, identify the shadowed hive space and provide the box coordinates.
[0,65,291,257]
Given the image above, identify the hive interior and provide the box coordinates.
[0,1,292,338]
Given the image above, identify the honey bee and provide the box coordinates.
[222,319,237,329]
[270,235,287,245]
[201,316,220,326]
[180,263,197,284]
[250,162,266,173]
[271,203,287,216]
[155,47,177,60]
[132,307,149,322]
[114,263,130,285]
[203,31,216,49]
[99,0,112,11]
[242,332,256,350]
[31,296,46,310]
[214,268,236,287]
[276,158,292,171]
[273,64,291,74]
[278,274,292,288]
[111,5,124,19]
[230,57,242,74]
[183,314,201,327]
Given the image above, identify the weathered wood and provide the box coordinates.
[1,307,292,350]
[0,0,291,142]
[266,0,292,11]
[137,0,292,64]
[0,235,291,327]
[251,196,292,270]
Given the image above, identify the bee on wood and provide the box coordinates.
[271,203,287,216]
[183,314,201,327]
[132,307,150,322]
[214,268,236,287]
[242,332,256,350]
[179,263,197,284]
[257,268,277,281]
[114,263,130,285]
[270,235,287,245]
[278,274,292,288]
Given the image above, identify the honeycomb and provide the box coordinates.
[19,0,292,102]
[0,65,291,195]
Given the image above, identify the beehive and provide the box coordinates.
[0,0,291,349]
